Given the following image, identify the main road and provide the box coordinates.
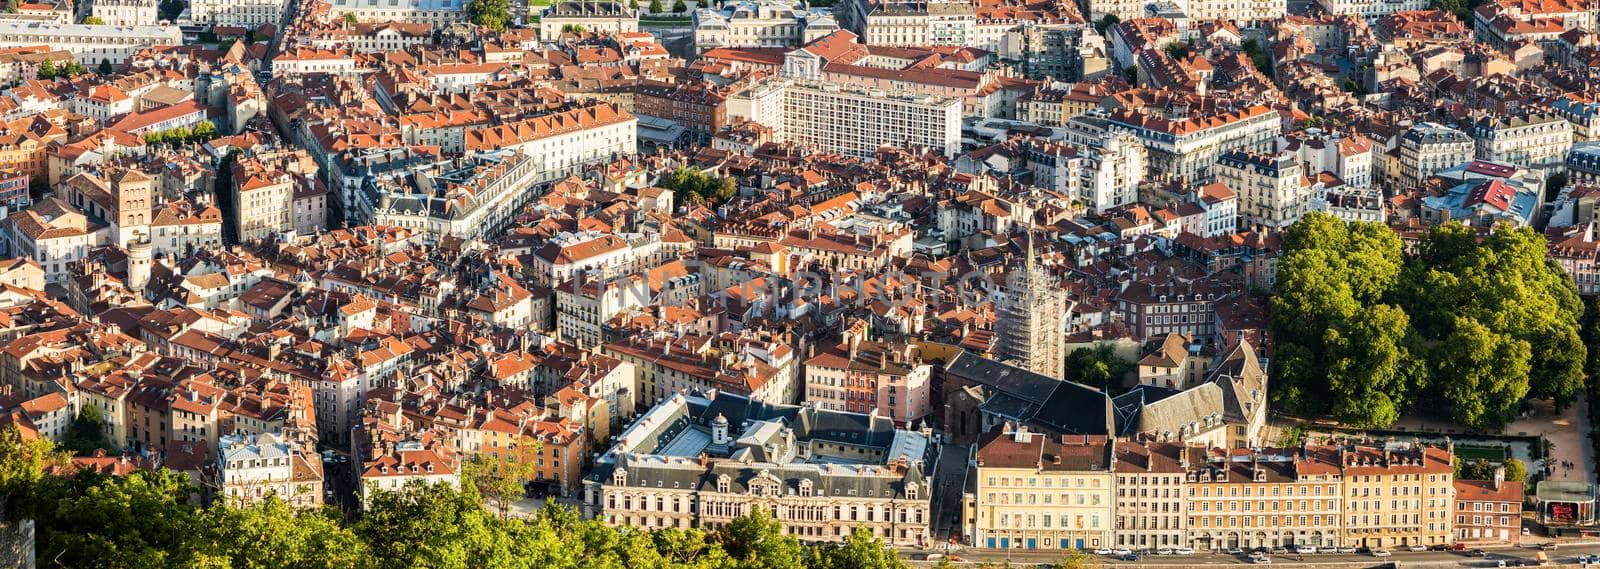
[902,542,1600,567]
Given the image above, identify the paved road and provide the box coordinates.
[905,542,1600,566]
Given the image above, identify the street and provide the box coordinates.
[903,542,1600,566]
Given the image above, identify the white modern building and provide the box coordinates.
[842,0,975,46]
[729,79,962,158]
[540,0,638,39]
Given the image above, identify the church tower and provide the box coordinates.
[997,231,1071,378]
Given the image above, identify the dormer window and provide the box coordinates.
[799,479,813,497]
[906,482,919,500]
[717,475,731,494]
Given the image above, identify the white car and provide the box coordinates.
[1157,548,1175,555]
[1337,547,1357,554]
[1112,548,1133,556]
[1408,545,1426,552]
[1225,548,1245,555]
[1253,556,1273,564]
[1372,549,1392,557]
[1175,548,1195,555]
[1296,546,1318,554]
[1092,548,1113,556]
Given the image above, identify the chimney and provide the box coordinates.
[1493,466,1505,491]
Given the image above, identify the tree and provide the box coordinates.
[808,527,907,569]
[1547,172,1570,202]
[630,0,639,9]
[61,405,115,454]
[1242,39,1272,76]
[82,16,105,24]
[188,497,369,568]
[3,0,18,14]
[190,120,219,141]
[343,12,358,25]
[158,0,184,20]
[61,61,85,76]
[671,0,686,11]
[1055,547,1100,569]
[1504,458,1528,482]
[1272,213,1421,427]
[718,507,805,569]
[35,58,55,80]
[465,0,511,31]
[1431,316,1531,429]
[97,58,112,76]
[648,0,662,12]
[0,425,70,518]
[460,451,535,518]
[1065,343,1134,390]
[1093,14,1119,33]
[1162,41,1189,59]
[38,469,203,567]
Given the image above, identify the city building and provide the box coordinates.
[967,426,1115,551]
[1105,104,1279,183]
[90,0,161,26]
[1113,441,1197,550]
[587,390,936,547]
[540,1,639,39]
[1183,446,1345,551]
[1470,112,1574,177]
[1216,150,1317,230]
[842,0,977,47]
[1338,443,1455,548]
[1453,473,1524,545]
[693,0,837,53]
[729,79,963,158]
[1393,122,1475,190]
[0,22,180,65]
[802,332,933,426]
[327,0,466,27]
[216,432,324,510]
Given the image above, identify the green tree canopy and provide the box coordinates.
[1272,214,1587,430]
[466,0,511,31]
[1065,343,1134,390]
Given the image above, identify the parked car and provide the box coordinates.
[1225,548,1245,555]
[1372,549,1392,557]
[1092,548,1112,556]
[1338,547,1358,554]
[1409,545,1427,552]
[1270,547,1289,555]
[1470,549,1490,557]
[1157,547,1175,555]
[1253,556,1273,564]
[1497,560,1508,568]
[1540,543,1558,551]
[1175,548,1195,555]
[1112,548,1132,556]
[1120,554,1139,561]
[1431,545,1453,552]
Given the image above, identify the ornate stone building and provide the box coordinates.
[585,391,936,547]
[997,233,1070,378]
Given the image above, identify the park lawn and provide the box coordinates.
[1455,445,1508,462]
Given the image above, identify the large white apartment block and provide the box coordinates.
[89,0,162,26]
[1185,0,1287,24]
[730,79,962,158]
[0,22,181,64]
[693,0,838,53]
[189,0,289,27]
[327,0,466,27]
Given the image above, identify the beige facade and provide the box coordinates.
[968,427,1115,550]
